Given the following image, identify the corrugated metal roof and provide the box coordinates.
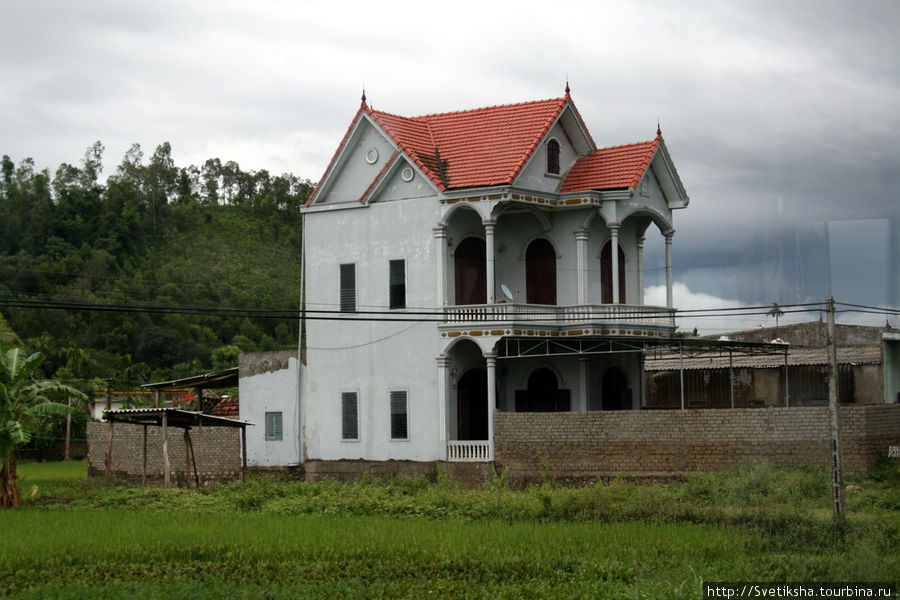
[645,346,882,371]
[103,407,252,428]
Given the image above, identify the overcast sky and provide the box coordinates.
[2,0,897,333]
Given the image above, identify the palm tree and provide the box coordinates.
[768,302,785,330]
[0,341,85,508]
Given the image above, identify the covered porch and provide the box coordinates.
[439,335,790,462]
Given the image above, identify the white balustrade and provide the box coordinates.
[443,303,675,328]
[447,441,492,462]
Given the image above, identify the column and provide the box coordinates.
[610,225,620,304]
[436,355,449,443]
[578,357,589,411]
[665,231,674,309]
[637,235,645,305]
[433,226,447,307]
[485,352,497,460]
[575,230,589,304]
[484,221,496,304]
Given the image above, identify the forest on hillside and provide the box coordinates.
[0,141,312,393]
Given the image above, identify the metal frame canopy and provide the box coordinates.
[101,407,253,488]
[497,335,789,359]
[496,335,791,410]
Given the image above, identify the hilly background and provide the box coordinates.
[0,142,310,389]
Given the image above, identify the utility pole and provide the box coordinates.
[826,296,845,522]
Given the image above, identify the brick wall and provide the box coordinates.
[87,421,243,484]
[494,405,900,483]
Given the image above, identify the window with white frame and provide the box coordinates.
[389,259,406,310]
[265,411,283,441]
[390,390,408,440]
[340,263,356,312]
[341,391,359,440]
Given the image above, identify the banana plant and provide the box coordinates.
[0,341,85,508]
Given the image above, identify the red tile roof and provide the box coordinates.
[367,97,569,190]
[559,139,660,193]
[208,396,239,417]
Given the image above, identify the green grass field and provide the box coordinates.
[2,460,898,599]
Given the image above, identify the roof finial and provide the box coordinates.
[656,118,662,138]
[565,77,570,96]
[361,86,367,106]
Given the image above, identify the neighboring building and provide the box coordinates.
[645,322,900,408]
[298,89,689,473]
[238,350,301,467]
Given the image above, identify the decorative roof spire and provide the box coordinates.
[361,87,367,106]
[565,78,570,96]
[656,119,662,138]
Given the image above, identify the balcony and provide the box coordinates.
[442,303,676,335]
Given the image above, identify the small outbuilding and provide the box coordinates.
[86,368,252,486]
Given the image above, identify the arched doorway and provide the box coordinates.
[602,366,631,410]
[455,237,486,305]
[457,368,488,440]
[515,367,571,412]
[600,241,626,304]
[525,239,557,305]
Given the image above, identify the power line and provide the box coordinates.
[0,296,852,324]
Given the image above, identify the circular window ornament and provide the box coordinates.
[401,167,414,182]
[365,148,378,164]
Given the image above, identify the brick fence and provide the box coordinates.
[87,421,242,484]
[494,405,900,483]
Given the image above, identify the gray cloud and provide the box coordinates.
[1,0,897,311]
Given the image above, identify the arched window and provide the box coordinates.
[546,139,560,175]
[454,237,486,305]
[515,367,570,412]
[600,241,626,304]
[525,238,557,305]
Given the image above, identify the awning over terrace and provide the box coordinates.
[496,335,791,409]
[101,407,253,488]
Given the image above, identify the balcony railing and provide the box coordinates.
[447,441,492,462]
[443,303,675,329]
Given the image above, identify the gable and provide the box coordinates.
[309,117,398,205]
[560,137,688,207]
[513,106,594,193]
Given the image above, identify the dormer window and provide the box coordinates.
[546,139,560,175]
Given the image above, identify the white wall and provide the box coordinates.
[239,352,301,467]
[302,191,445,461]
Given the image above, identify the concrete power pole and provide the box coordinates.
[826,296,845,522]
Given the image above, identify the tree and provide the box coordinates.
[0,340,84,508]
[768,302,784,329]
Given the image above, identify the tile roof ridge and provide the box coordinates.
[595,138,660,153]
[411,96,567,120]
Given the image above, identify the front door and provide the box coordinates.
[602,366,631,410]
[457,368,488,440]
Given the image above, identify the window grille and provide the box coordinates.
[340,263,356,312]
[265,411,283,441]
[390,390,408,440]
[342,392,359,440]
[389,259,406,309]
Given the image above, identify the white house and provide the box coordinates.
[294,88,690,473]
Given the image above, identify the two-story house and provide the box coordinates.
[299,88,689,471]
